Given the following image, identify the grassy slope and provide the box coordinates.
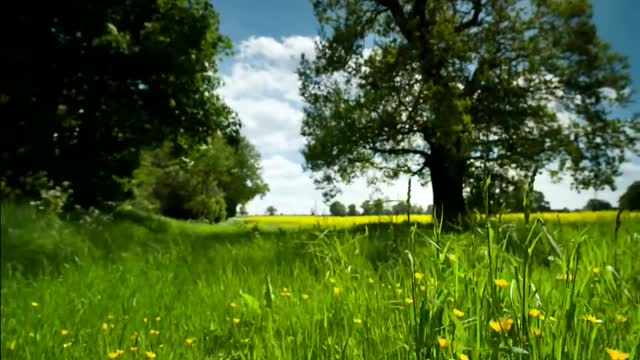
[2,203,639,359]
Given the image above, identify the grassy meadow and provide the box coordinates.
[2,203,640,360]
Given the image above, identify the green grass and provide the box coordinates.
[2,202,639,359]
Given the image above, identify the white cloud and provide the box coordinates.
[238,35,317,69]
[220,35,640,215]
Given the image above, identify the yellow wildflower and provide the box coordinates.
[605,348,629,360]
[302,293,310,301]
[155,316,161,322]
[108,350,124,359]
[592,267,601,275]
[101,323,110,332]
[405,298,414,306]
[31,302,39,308]
[130,347,138,353]
[145,351,156,359]
[557,273,575,282]
[616,315,628,323]
[230,302,238,310]
[494,279,509,289]
[531,327,543,338]
[452,309,465,318]
[281,288,291,297]
[107,314,115,320]
[144,317,148,324]
[414,272,424,281]
[458,354,469,360]
[150,329,160,336]
[368,277,375,284]
[333,287,342,296]
[489,318,513,334]
[60,329,70,336]
[329,277,337,284]
[583,315,603,324]
[185,338,195,347]
[353,318,363,325]
[437,338,449,349]
[233,318,241,325]
[420,285,427,293]
[528,309,542,318]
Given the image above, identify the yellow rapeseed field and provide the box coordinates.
[243,211,639,228]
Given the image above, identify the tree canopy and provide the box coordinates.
[584,198,613,211]
[1,0,239,208]
[299,0,638,225]
[266,206,278,216]
[329,201,347,216]
[618,181,640,211]
[128,134,268,222]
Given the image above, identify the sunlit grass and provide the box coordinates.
[2,203,639,359]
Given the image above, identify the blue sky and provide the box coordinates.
[214,0,640,215]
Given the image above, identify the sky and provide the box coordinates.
[214,0,640,215]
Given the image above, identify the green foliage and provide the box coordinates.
[1,0,238,209]
[329,201,347,216]
[618,181,640,210]
[266,206,278,216]
[299,0,638,225]
[347,204,359,216]
[128,134,267,223]
[361,200,374,215]
[584,198,613,211]
[391,201,408,215]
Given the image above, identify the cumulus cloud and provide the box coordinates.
[238,36,317,68]
[219,35,639,215]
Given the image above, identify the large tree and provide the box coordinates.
[299,0,638,225]
[1,0,238,208]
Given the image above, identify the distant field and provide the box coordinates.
[242,210,640,229]
[2,203,639,359]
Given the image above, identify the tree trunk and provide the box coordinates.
[226,200,238,218]
[429,151,467,227]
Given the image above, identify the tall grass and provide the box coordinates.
[2,202,639,359]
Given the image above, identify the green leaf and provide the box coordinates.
[241,293,261,316]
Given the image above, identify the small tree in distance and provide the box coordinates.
[347,204,359,216]
[584,199,613,211]
[329,201,347,216]
[266,206,278,216]
[361,200,373,215]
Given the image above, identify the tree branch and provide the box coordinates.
[409,0,428,28]
[376,0,414,41]
[455,0,482,32]
[370,145,431,163]
[410,159,429,176]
